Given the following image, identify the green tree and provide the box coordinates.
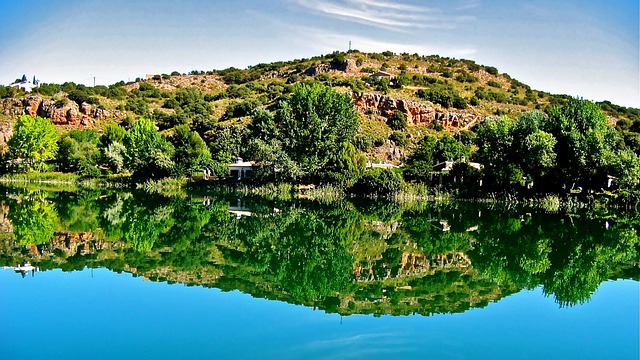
[56,129,101,176]
[387,111,407,131]
[434,134,471,162]
[322,142,367,186]
[169,124,211,176]
[404,134,437,182]
[8,115,58,171]
[350,167,403,196]
[248,109,278,142]
[100,123,126,147]
[246,139,301,182]
[277,83,359,177]
[103,141,127,174]
[543,99,620,190]
[123,118,174,178]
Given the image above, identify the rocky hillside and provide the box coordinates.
[1,51,638,156]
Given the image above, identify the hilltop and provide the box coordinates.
[2,51,638,157]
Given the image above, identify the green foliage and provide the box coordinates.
[124,97,149,116]
[8,115,58,170]
[168,125,211,176]
[100,123,126,147]
[434,134,471,162]
[248,109,278,142]
[246,139,301,182]
[350,167,403,196]
[543,99,620,190]
[484,66,499,75]
[322,142,367,186]
[8,196,58,245]
[387,111,407,131]
[123,118,174,178]
[207,125,246,164]
[416,87,467,109]
[56,129,101,176]
[404,134,437,182]
[33,83,62,96]
[389,131,407,146]
[222,98,262,119]
[103,141,126,173]
[403,134,470,183]
[276,83,359,177]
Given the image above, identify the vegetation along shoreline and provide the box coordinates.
[1,51,638,207]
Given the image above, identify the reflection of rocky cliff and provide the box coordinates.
[1,188,638,316]
[0,232,515,317]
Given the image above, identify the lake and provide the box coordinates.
[0,186,638,359]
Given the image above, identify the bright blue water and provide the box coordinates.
[1,268,638,359]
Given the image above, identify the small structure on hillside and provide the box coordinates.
[228,158,254,180]
[9,75,38,93]
[370,71,395,80]
[367,161,401,170]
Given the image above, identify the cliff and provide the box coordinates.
[351,92,483,130]
[1,96,124,128]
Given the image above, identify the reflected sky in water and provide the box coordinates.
[1,268,637,359]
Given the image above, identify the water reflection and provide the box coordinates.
[1,186,638,315]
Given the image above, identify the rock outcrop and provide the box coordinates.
[0,96,122,127]
[351,92,483,131]
[0,122,13,156]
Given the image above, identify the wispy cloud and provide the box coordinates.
[293,0,473,31]
[298,29,477,58]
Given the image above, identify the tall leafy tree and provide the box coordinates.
[276,83,359,177]
[168,124,211,176]
[57,129,101,176]
[8,115,58,170]
[542,99,620,190]
[123,118,174,178]
[403,134,438,182]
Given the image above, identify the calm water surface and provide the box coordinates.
[0,187,638,359]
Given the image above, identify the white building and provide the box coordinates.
[228,158,254,180]
[9,77,38,93]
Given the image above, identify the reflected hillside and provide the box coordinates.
[0,187,638,315]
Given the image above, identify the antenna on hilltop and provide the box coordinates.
[348,41,352,52]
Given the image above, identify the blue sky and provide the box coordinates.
[0,0,638,107]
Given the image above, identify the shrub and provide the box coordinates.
[353,134,375,151]
[223,98,262,119]
[387,111,407,130]
[484,66,499,75]
[389,131,407,146]
[350,168,403,196]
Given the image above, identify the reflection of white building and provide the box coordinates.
[9,77,38,93]
[3,262,39,277]
[228,158,254,180]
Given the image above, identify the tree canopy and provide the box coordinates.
[7,115,58,170]
[275,83,359,177]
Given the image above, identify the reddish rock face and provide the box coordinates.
[3,97,122,128]
[80,102,92,115]
[23,96,42,118]
[343,59,358,74]
[351,92,483,131]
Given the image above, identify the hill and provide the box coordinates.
[0,51,639,169]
